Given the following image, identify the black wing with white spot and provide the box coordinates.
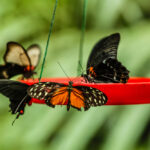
[75,86,108,110]
[93,58,129,83]
[27,82,65,100]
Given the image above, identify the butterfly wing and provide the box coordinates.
[87,33,120,69]
[94,58,129,83]
[27,44,41,69]
[74,86,108,110]
[0,79,30,115]
[27,82,65,101]
[4,42,31,66]
[0,63,27,79]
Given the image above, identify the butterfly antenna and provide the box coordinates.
[57,62,71,81]
[14,95,28,114]
[78,61,85,76]
[12,114,20,126]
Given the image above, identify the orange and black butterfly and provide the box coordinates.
[0,42,41,79]
[0,79,107,122]
[27,81,107,111]
[82,33,129,83]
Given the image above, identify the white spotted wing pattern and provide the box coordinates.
[27,82,64,100]
[75,86,107,110]
[27,82,108,110]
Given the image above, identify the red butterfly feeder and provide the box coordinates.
[21,77,150,106]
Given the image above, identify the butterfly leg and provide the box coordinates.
[45,99,55,108]
[81,74,90,83]
[31,71,37,80]
[18,75,24,80]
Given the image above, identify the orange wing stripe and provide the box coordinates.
[50,87,68,105]
[70,88,85,109]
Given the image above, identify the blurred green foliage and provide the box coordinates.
[0,0,150,150]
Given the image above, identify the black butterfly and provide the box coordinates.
[0,79,31,122]
[0,42,41,79]
[82,33,129,83]
[27,81,107,111]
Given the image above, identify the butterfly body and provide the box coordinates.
[66,81,73,110]
[82,33,129,83]
[0,63,36,79]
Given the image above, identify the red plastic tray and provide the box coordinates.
[21,77,150,105]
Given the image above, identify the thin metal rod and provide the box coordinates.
[77,0,88,76]
[39,0,58,81]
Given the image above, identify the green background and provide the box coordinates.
[0,0,150,150]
